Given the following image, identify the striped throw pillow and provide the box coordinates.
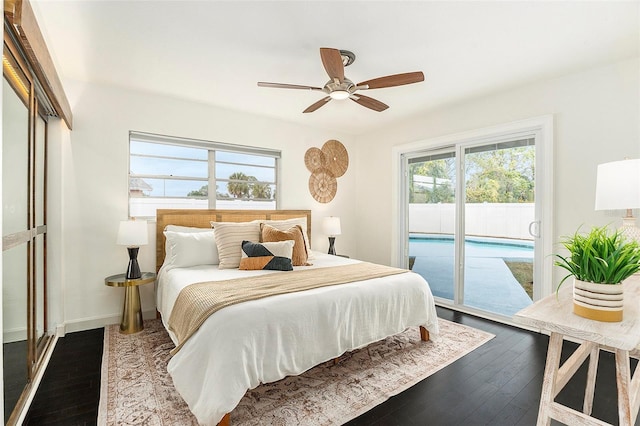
[211,222,261,269]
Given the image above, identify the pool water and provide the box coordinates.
[409,234,533,261]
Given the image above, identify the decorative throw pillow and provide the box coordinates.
[163,230,218,267]
[238,240,294,271]
[260,223,309,266]
[210,222,261,269]
[257,217,314,259]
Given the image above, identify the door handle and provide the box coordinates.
[529,221,541,238]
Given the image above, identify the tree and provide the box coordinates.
[227,172,251,198]
[251,181,272,200]
[465,146,534,203]
[187,184,208,197]
[409,158,455,203]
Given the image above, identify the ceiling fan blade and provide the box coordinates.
[319,48,344,83]
[258,82,323,91]
[357,71,424,90]
[350,94,389,112]
[303,97,331,113]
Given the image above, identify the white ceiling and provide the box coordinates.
[32,1,639,135]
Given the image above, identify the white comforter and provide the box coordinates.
[157,252,439,426]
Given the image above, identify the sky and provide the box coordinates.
[129,141,276,197]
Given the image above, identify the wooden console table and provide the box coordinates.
[514,275,640,425]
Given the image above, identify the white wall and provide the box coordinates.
[53,81,356,332]
[354,58,640,285]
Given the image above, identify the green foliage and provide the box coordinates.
[227,172,251,198]
[187,173,273,200]
[554,226,640,290]
[409,158,455,203]
[465,146,534,203]
[251,181,272,200]
[409,145,535,204]
[187,184,208,197]
[226,172,272,200]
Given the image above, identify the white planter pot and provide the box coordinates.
[573,278,623,322]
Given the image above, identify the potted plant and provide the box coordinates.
[554,225,640,322]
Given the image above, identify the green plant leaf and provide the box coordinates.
[553,225,640,289]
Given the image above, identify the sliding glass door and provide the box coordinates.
[406,149,457,302]
[462,139,536,316]
[402,123,550,320]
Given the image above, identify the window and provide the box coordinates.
[128,132,280,218]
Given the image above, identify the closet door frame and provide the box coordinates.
[3,26,52,425]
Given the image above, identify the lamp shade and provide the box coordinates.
[322,216,341,236]
[595,159,640,210]
[116,220,148,246]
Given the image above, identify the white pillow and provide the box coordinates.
[164,225,215,266]
[210,221,261,269]
[163,230,219,267]
[165,225,212,233]
[256,217,314,259]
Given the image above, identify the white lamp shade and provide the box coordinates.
[116,220,148,246]
[595,159,640,210]
[322,216,342,236]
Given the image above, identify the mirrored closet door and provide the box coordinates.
[2,28,51,425]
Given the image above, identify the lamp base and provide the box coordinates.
[327,236,336,255]
[621,216,640,243]
[126,247,142,280]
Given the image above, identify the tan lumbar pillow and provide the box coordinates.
[260,223,309,266]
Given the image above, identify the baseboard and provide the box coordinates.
[59,309,158,334]
[3,327,27,343]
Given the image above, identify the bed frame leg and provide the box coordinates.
[218,413,230,426]
[419,326,429,342]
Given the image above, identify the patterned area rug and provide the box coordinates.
[98,319,494,425]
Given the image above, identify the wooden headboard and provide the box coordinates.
[155,209,312,272]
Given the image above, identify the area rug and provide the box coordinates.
[98,319,494,425]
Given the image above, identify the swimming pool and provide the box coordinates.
[409,234,533,261]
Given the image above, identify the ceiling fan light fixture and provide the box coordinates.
[258,47,425,113]
[329,90,350,100]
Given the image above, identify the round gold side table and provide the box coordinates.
[105,272,156,334]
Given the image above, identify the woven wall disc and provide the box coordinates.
[309,169,337,203]
[304,147,327,173]
[321,140,349,178]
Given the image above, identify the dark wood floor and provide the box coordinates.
[4,340,28,424]
[23,328,103,425]
[21,307,636,425]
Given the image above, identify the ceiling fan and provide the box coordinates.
[257,47,424,113]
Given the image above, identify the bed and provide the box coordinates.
[155,209,439,426]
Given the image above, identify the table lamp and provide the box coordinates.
[595,158,640,242]
[322,216,341,255]
[117,220,148,279]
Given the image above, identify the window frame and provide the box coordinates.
[128,131,281,219]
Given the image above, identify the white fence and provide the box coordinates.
[409,203,535,240]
